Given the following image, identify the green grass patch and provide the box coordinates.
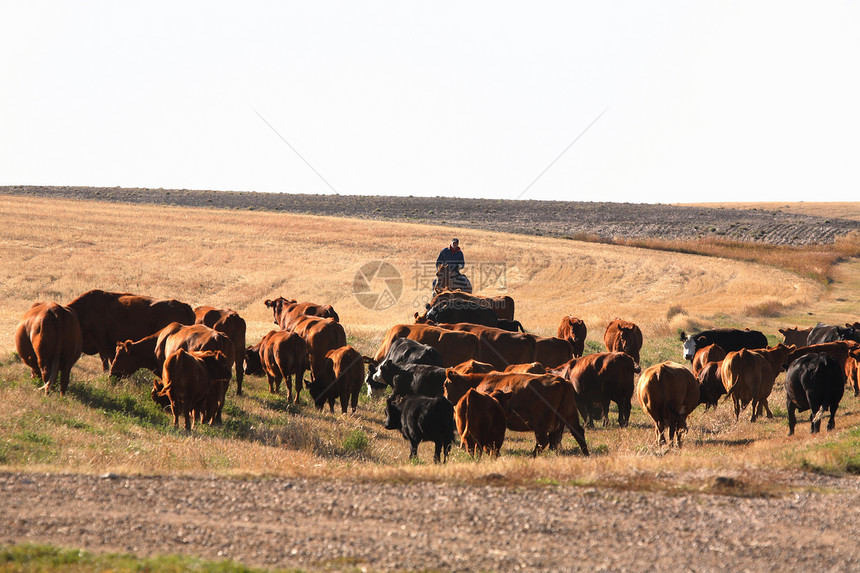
[0,543,302,572]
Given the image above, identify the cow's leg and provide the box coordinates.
[787,400,797,436]
[169,400,180,428]
[733,399,741,421]
[434,441,442,463]
[266,374,276,394]
[409,440,419,460]
[763,399,774,419]
[750,399,758,423]
[340,389,349,414]
[827,405,837,431]
[235,354,243,396]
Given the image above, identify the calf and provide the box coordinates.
[194,306,247,395]
[553,352,635,428]
[444,370,589,457]
[720,345,794,422]
[691,344,726,376]
[373,359,447,397]
[454,389,507,459]
[779,326,813,347]
[309,345,364,413]
[637,361,699,448]
[158,349,231,430]
[696,361,725,409]
[557,315,587,358]
[785,352,845,435]
[604,319,643,368]
[245,330,308,402]
[15,302,83,396]
[384,394,456,463]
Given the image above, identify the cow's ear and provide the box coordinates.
[679,332,686,341]
[362,355,376,365]
[264,299,273,308]
[445,368,457,379]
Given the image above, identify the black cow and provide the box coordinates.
[497,319,526,332]
[784,352,845,435]
[373,359,446,397]
[807,322,860,345]
[680,328,768,361]
[424,300,499,328]
[384,394,456,463]
[364,337,444,397]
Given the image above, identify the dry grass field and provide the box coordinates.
[679,201,860,222]
[1,193,859,485]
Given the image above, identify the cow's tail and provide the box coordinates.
[515,321,525,333]
[812,406,826,424]
[459,391,471,449]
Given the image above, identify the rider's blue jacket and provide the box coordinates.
[436,246,465,271]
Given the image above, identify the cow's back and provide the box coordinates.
[69,289,194,362]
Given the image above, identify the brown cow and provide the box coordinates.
[779,326,814,347]
[452,359,496,375]
[720,344,795,422]
[436,323,535,370]
[454,388,507,458]
[68,289,195,370]
[504,362,546,374]
[264,297,339,329]
[552,352,636,427]
[691,344,727,376]
[373,324,481,367]
[427,291,514,321]
[286,315,347,384]
[194,306,247,395]
[15,302,83,396]
[696,361,725,409]
[444,370,589,457]
[637,361,699,448]
[785,341,860,372]
[158,349,231,430]
[557,316,587,358]
[309,345,364,413]
[533,336,574,368]
[245,330,307,401]
[111,323,236,385]
[603,319,643,368]
[846,352,860,396]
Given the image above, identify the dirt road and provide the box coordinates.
[2,472,859,572]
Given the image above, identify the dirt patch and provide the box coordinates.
[2,471,859,572]
[4,185,858,246]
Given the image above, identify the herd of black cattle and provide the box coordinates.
[12,289,860,461]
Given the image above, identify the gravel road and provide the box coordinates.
[3,472,859,572]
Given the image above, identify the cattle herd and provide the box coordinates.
[13,289,860,461]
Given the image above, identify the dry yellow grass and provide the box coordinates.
[1,193,859,483]
[0,194,829,353]
[677,201,860,222]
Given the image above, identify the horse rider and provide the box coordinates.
[436,237,464,272]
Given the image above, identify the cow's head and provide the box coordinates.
[680,332,702,361]
[244,345,263,375]
[362,356,387,398]
[109,340,140,378]
[151,379,171,408]
[414,311,428,324]
[443,369,475,404]
[383,395,404,430]
[307,357,334,411]
[264,297,296,325]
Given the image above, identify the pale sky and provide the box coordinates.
[2,2,858,203]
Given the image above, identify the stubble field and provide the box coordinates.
[1,192,860,572]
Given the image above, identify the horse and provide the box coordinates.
[433,263,472,295]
